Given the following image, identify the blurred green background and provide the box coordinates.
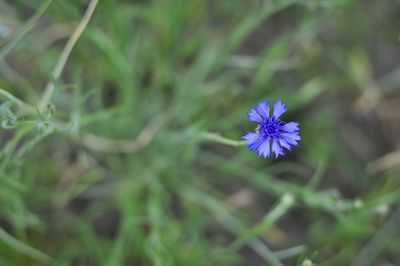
[0,0,399,265]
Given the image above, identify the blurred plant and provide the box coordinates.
[0,0,399,265]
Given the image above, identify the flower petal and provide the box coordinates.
[243,132,263,151]
[282,122,299,132]
[257,138,271,158]
[271,140,284,158]
[243,132,260,142]
[255,101,270,120]
[281,132,301,141]
[279,138,291,150]
[248,109,263,123]
[243,132,261,141]
[280,132,301,146]
[272,100,287,118]
[249,140,264,151]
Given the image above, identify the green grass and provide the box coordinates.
[0,0,399,265]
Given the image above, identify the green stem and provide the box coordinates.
[0,0,53,60]
[0,227,53,263]
[38,0,99,110]
[200,132,246,147]
[274,245,307,259]
[185,185,284,266]
[230,193,295,250]
[0,88,35,113]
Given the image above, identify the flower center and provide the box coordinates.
[259,119,282,138]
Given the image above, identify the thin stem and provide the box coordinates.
[0,0,53,60]
[38,0,99,110]
[249,239,284,266]
[200,132,246,147]
[230,193,295,250]
[352,209,400,266]
[307,158,327,188]
[274,245,307,259]
[0,227,53,264]
[0,88,35,113]
[80,115,164,153]
[185,185,284,266]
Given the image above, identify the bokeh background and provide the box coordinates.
[0,0,399,265]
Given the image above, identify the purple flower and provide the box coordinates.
[243,100,300,159]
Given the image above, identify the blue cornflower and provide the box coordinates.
[243,100,300,159]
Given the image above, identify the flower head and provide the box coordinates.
[243,100,300,159]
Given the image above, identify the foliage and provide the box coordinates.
[0,0,399,265]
